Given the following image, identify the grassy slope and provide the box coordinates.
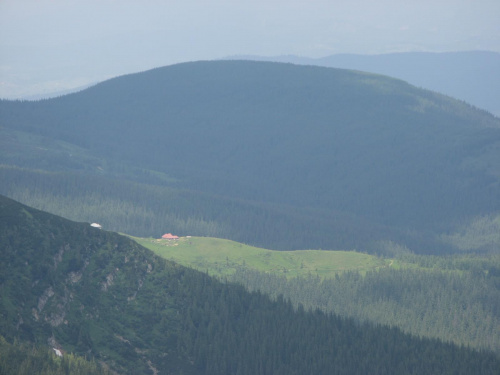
[132,235,500,356]
[132,236,389,278]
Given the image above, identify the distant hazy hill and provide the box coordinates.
[227,51,500,116]
[1,194,499,374]
[1,60,499,253]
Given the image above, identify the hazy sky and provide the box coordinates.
[1,0,499,98]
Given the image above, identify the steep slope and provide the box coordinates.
[1,194,500,374]
[1,60,499,253]
[0,195,193,374]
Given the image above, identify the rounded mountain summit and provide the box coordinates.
[1,60,499,252]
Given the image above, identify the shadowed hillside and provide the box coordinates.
[228,51,500,116]
[1,60,499,253]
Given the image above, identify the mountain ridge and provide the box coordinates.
[225,51,500,116]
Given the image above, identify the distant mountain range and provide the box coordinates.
[1,60,499,254]
[226,51,500,116]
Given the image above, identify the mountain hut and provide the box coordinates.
[162,233,179,240]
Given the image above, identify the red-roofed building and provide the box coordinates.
[162,233,179,240]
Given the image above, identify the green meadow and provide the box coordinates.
[131,236,389,279]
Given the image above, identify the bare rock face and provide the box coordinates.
[68,271,82,283]
[53,245,68,269]
[48,311,66,327]
[38,287,55,312]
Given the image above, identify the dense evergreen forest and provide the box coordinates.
[2,195,500,374]
[135,233,500,356]
[0,164,425,253]
[229,256,500,355]
[1,60,500,253]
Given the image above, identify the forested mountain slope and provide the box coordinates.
[1,60,499,253]
[1,195,500,374]
[228,51,500,116]
[136,235,500,355]
[230,263,500,355]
